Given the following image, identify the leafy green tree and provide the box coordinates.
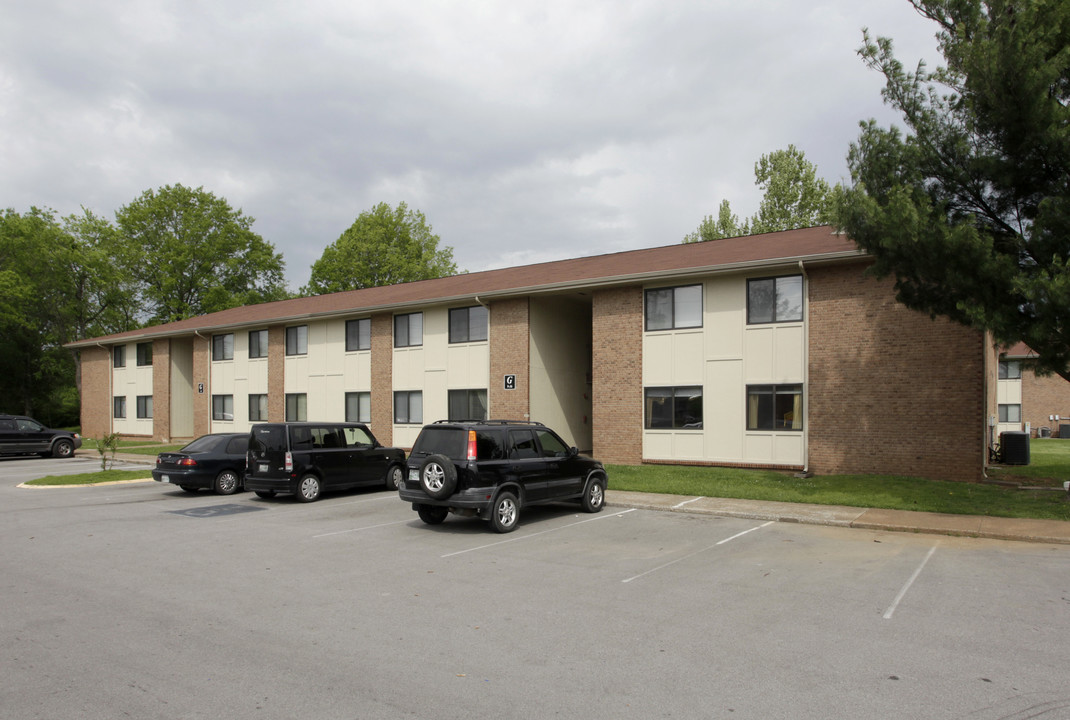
[840,0,1070,380]
[684,146,836,242]
[115,185,288,324]
[303,202,459,295]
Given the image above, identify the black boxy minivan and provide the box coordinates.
[245,422,405,502]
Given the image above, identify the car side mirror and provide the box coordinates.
[568,446,579,457]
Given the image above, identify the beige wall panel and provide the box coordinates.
[170,339,194,438]
[446,343,490,388]
[643,431,674,459]
[671,331,704,385]
[530,297,592,450]
[772,325,805,381]
[743,327,775,381]
[247,359,269,394]
[285,356,310,393]
[343,352,372,390]
[743,433,775,463]
[705,278,744,359]
[996,379,1021,404]
[705,359,744,461]
[771,434,805,465]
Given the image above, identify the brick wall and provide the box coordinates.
[371,313,394,445]
[807,263,987,481]
[152,338,171,441]
[592,286,643,464]
[489,298,530,420]
[78,346,111,439]
[1022,366,1070,437]
[267,325,285,422]
[192,334,210,437]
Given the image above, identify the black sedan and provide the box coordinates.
[152,433,249,495]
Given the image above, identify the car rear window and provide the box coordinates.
[251,425,288,453]
[182,435,221,453]
[411,427,467,459]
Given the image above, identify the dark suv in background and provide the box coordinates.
[0,415,81,458]
[399,420,607,533]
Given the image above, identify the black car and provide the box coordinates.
[399,420,608,533]
[0,414,82,459]
[245,422,406,502]
[153,433,249,495]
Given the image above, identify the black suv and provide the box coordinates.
[0,414,82,459]
[399,420,608,533]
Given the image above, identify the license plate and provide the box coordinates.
[160,475,170,484]
[408,469,418,482]
[259,464,269,473]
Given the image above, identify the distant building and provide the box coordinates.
[68,226,999,482]
[997,343,1070,439]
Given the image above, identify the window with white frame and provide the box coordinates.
[394,313,423,348]
[394,391,423,424]
[449,306,488,343]
[346,319,371,352]
[345,392,371,423]
[644,285,702,331]
[746,384,803,430]
[747,275,803,324]
[644,387,703,429]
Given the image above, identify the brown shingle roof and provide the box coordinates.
[69,225,861,347]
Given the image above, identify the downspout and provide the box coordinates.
[799,261,810,475]
[95,342,113,437]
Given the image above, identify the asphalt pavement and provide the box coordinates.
[50,449,1070,546]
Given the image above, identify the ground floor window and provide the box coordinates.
[286,393,307,422]
[394,391,423,424]
[136,395,153,419]
[998,404,1021,423]
[448,389,487,421]
[249,394,268,421]
[346,391,371,423]
[212,395,234,421]
[747,385,803,431]
[113,396,126,419]
[644,387,703,429]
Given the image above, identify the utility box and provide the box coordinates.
[1000,431,1030,465]
[1060,424,1070,439]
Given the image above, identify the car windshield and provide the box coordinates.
[181,435,222,453]
[411,427,467,459]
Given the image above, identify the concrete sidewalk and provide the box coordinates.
[606,490,1070,545]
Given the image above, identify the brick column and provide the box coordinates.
[78,346,112,440]
[371,313,394,445]
[592,286,643,464]
[489,298,530,420]
[152,338,172,441]
[268,325,286,421]
[192,334,211,437]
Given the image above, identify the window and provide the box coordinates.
[345,391,371,423]
[136,395,153,419]
[136,342,152,366]
[645,285,702,331]
[212,334,234,361]
[998,360,1021,379]
[249,393,268,421]
[747,385,803,431]
[286,325,308,356]
[449,306,489,343]
[394,391,423,424]
[394,313,423,348]
[113,396,126,418]
[644,387,703,429]
[747,275,803,324]
[509,429,539,458]
[113,346,126,368]
[448,389,488,421]
[998,404,1022,423]
[535,428,570,457]
[286,393,307,422]
[212,394,234,421]
[346,318,371,352]
[249,329,268,359]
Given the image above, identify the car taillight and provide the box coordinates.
[285,451,293,472]
[178,458,197,467]
[467,430,477,462]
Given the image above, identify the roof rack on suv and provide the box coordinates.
[429,419,542,426]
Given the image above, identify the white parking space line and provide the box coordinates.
[440,509,637,558]
[883,543,939,620]
[313,519,411,538]
[622,521,774,584]
[672,496,705,509]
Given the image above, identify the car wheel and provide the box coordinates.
[255,490,276,499]
[419,454,457,500]
[417,504,449,525]
[52,439,74,458]
[581,477,605,513]
[296,474,321,502]
[214,470,240,495]
[490,491,519,533]
[385,464,404,491]
[180,485,199,493]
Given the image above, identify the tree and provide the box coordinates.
[115,185,288,324]
[683,146,836,242]
[303,202,458,295]
[840,0,1070,380]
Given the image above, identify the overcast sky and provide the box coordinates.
[1,1,943,292]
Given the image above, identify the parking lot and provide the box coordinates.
[3,457,1070,719]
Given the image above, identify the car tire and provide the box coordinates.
[581,477,605,513]
[214,470,240,495]
[417,504,449,525]
[296,474,321,503]
[419,455,457,500]
[180,485,199,493]
[386,464,404,491]
[490,491,520,533]
[52,439,74,458]
[254,490,276,499]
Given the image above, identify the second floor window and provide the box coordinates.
[249,329,268,359]
[136,342,152,366]
[346,319,371,351]
[394,313,423,348]
[212,334,234,361]
[113,346,126,368]
[747,275,803,324]
[286,325,308,356]
[449,306,488,343]
[645,285,702,331]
